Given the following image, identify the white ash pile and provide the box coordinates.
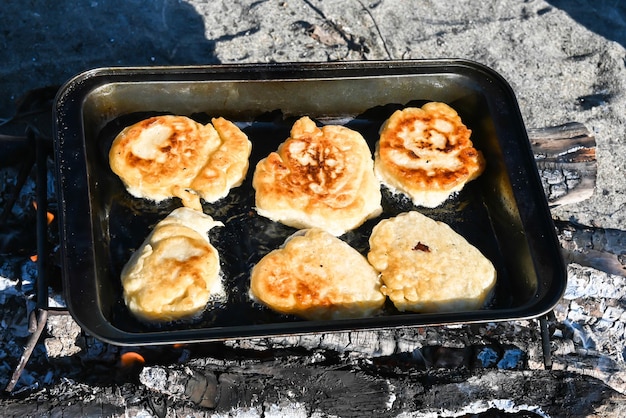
[551,263,626,393]
[0,276,51,393]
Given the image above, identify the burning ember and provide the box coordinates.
[0,87,64,393]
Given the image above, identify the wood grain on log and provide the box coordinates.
[557,220,626,277]
[4,360,626,417]
[528,122,597,208]
[528,123,626,276]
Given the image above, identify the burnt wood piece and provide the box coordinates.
[3,362,626,417]
[527,122,596,208]
[556,220,626,277]
[4,312,618,416]
[528,123,626,276]
[527,123,625,276]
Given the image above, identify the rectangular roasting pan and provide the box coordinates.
[53,60,566,346]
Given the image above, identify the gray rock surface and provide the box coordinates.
[2,0,625,229]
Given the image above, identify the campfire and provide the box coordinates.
[2,84,626,417]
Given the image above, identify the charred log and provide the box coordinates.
[528,122,596,208]
[2,363,626,417]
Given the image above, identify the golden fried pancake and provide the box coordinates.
[109,115,251,210]
[190,117,253,204]
[253,116,382,236]
[121,207,224,322]
[368,211,496,313]
[250,228,385,320]
[375,102,485,207]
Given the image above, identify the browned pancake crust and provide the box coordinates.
[253,116,382,235]
[250,229,385,320]
[121,208,222,322]
[110,116,210,198]
[368,211,496,313]
[190,117,252,203]
[109,115,251,208]
[376,102,485,206]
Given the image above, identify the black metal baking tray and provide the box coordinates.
[53,60,566,346]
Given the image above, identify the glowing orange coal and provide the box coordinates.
[32,201,55,225]
[119,351,145,369]
[29,201,55,262]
